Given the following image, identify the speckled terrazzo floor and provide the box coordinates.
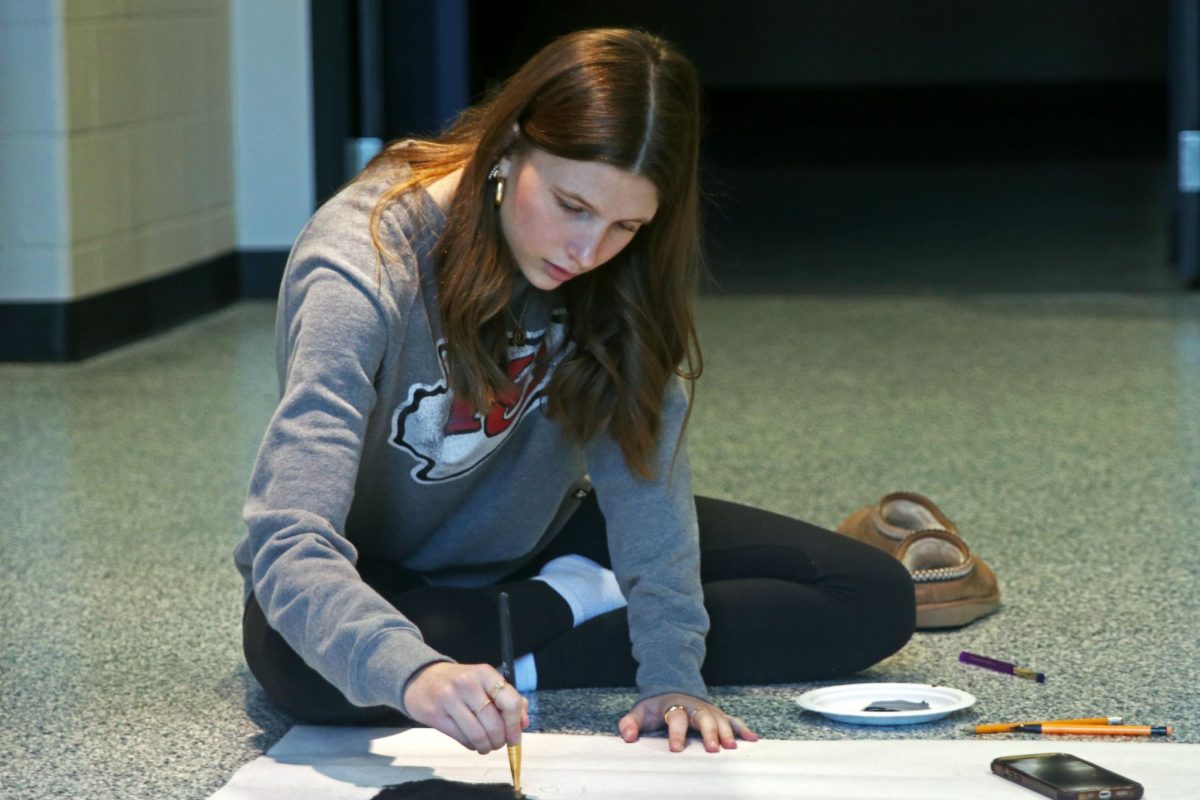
[3,162,1199,798]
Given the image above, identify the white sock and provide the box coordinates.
[514,652,537,692]
[532,554,626,627]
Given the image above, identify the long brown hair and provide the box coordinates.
[366,28,704,479]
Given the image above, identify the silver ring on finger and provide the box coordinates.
[488,679,508,701]
[474,698,494,715]
[689,705,706,726]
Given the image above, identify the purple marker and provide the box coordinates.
[959,650,1046,683]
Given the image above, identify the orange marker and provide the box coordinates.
[974,716,1123,734]
[1014,724,1172,737]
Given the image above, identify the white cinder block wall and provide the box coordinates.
[0,0,235,303]
[65,0,235,301]
[0,1,70,301]
[231,0,314,252]
[0,0,303,305]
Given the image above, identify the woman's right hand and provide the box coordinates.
[402,661,529,754]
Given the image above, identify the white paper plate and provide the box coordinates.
[795,682,976,726]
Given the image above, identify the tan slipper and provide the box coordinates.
[896,529,1001,629]
[836,491,958,555]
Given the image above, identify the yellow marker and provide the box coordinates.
[974,716,1123,734]
[1015,723,1172,737]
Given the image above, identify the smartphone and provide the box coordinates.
[991,753,1144,800]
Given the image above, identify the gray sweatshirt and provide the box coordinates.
[235,166,710,717]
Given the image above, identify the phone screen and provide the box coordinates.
[992,753,1144,800]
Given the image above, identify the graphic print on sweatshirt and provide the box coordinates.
[390,312,571,482]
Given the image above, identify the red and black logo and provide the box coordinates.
[390,315,570,482]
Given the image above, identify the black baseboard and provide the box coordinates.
[238,250,289,299]
[0,249,289,363]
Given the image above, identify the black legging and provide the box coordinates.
[243,493,915,724]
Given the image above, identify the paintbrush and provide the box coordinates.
[498,592,521,795]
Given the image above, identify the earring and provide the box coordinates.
[488,163,505,207]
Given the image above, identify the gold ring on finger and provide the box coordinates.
[474,698,494,715]
[488,679,508,700]
[662,704,688,726]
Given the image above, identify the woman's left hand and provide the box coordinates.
[617,693,759,753]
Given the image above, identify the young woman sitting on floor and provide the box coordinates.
[236,27,915,757]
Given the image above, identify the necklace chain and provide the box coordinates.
[507,291,533,346]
